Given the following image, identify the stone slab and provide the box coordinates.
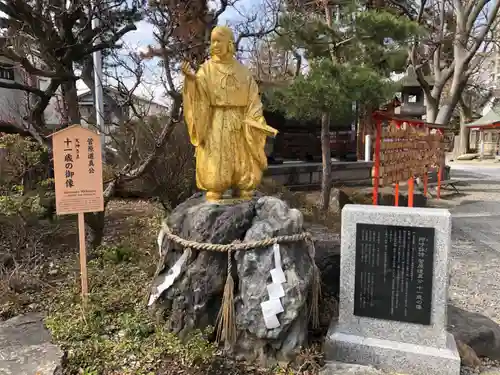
[325,204,460,375]
[0,313,64,375]
[336,205,452,347]
[320,361,384,374]
[325,331,460,375]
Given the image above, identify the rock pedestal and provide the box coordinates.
[148,193,317,364]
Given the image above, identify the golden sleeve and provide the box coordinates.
[243,77,277,170]
[182,64,211,147]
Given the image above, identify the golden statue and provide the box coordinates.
[181,26,278,202]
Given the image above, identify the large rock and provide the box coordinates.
[328,188,353,214]
[0,313,64,375]
[448,305,500,360]
[149,193,318,364]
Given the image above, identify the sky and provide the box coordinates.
[76,0,265,106]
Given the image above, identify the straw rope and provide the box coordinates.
[160,222,321,345]
[161,221,312,251]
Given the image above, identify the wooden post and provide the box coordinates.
[407,177,414,207]
[437,166,442,199]
[78,212,89,300]
[394,183,399,206]
[51,125,104,303]
[372,118,382,205]
[423,172,428,197]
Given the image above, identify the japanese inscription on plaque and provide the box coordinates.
[353,223,435,325]
[52,125,104,215]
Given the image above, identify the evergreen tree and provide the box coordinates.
[267,0,419,209]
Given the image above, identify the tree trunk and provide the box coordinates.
[458,116,470,156]
[85,211,106,255]
[425,95,438,124]
[458,96,472,155]
[320,111,332,211]
[61,78,80,125]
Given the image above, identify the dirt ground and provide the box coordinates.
[0,197,329,375]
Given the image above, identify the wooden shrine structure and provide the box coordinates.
[371,111,446,206]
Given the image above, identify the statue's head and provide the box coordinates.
[210,26,235,60]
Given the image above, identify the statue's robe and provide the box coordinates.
[183,58,276,194]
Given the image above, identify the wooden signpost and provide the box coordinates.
[51,125,104,301]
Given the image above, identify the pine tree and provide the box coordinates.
[267,0,419,210]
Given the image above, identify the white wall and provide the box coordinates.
[38,77,65,128]
[0,57,27,126]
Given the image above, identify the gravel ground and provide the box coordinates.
[436,181,500,375]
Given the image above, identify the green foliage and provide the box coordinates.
[270,1,421,121]
[278,3,420,72]
[45,239,216,374]
[98,244,135,263]
[267,59,398,121]
[0,134,54,220]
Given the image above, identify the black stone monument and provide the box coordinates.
[353,223,435,325]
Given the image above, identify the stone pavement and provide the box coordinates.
[0,313,64,375]
[448,164,500,253]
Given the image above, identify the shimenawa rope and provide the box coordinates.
[160,222,321,345]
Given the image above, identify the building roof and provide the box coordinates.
[466,105,500,129]
[397,66,435,87]
[78,86,168,108]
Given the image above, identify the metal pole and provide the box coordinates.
[364,134,371,162]
[480,129,485,160]
[91,1,106,154]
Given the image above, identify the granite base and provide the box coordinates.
[324,330,461,375]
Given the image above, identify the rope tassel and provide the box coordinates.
[306,239,321,329]
[216,249,236,345]
[309,263,321,329]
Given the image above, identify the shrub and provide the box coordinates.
[0,133,54,221]
[111,116,196,210]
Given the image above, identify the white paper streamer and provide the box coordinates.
[261,243,287,329]
[148,249,190,306]
[270,268,286,284]
[263,314,280,329]
[273,243,281,267]
[267,283,285,299]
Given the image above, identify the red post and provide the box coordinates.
[394,183,399,206]
[423,172,428,197]
[407,177,414,207]
[372,117,382,205]
[437,167,442,199]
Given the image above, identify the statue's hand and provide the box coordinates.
[181,61,196,80]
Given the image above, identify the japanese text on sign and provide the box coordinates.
[87,137,95,174]
[354,223,435,325]
[52,125,104,215]
[64,138,75,188]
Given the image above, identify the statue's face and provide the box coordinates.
[210,30,230,58]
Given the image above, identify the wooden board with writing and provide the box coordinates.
[52,125,104,215]
[377,127,445,187]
